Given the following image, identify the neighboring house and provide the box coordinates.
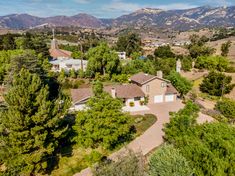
[49,36,86,72]
[70,72,178,111]
[70,84,145,111]
[50,59,88,72]
[49,38,72,60]
[116,52,126,60]
[130,72,178,104]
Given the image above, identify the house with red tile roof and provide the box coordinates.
[49,38,87,72]
[70,72,178,111]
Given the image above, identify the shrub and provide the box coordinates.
[111,74,130,83]
[139,100,144,106]
[200,71,235,96]
[129,102,135,107]
[84,151,103,166]
[149,144,193,176]
[93,150,145,176]
[144,96,149,105]
[215,98,235,122]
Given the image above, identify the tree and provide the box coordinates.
[86,43,121,77]
[188,34,215,58]
[72,83,132,149]
[2,34,16,50]
[154,45,175,58]
[164,101,235,175]
[0,69,69,175]
[92,80,104,96]
[93,150,145,176]
[200,71,235,96]
[195,56,230,72]
[69,69,77,79]
[149,144,193,176]
[181,57,192,71]
[71,51,83,59]
[215,98,235,122]
[154,58,176,76]
[221,41,232,57]
[0,50,26,83]
[6,50,44,84]
[167,122,235,176]
[167,71,193,97]
[164,101,199,143]
[115,32,142,57]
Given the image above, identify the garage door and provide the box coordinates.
[154,95,164,103]
[165,94,174,102]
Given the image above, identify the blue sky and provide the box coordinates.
[0,0,234,18]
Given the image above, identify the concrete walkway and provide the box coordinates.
[74,101,214,176]
[122,105,150,112]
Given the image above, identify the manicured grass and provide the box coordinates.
[131,114,157,136]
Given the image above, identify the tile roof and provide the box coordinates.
[71,88,92,104]
[130,72,170,85]
[166,84,178,94]
[104,84,145,99]
[49,48,72,58]
[130,72,155,84]
[70,84,145,104]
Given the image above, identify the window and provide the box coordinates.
[134,97,141,101]
[161,82,166,87]
[146,85,150,92]
[66,64,72,68]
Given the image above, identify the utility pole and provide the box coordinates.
[220,77,225,101]
[78,34,84,72]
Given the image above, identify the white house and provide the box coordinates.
[49,32,87,72]
[116,52,127,60]
[70,84,145,111]
[50,59,88,72]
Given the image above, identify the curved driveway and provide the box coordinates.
[75,100,213,176]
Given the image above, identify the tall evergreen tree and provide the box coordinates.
[0,69,69,175]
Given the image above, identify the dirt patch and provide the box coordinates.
[181,70,208,81]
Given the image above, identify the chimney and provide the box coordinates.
[111,88,116,98]
[157,70,163,78]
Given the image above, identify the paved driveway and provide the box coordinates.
[125,101,184,155]
[75,100,214,176]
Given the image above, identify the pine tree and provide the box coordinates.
[0,69,69,175]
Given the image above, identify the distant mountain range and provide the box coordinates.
[1,6,235,30]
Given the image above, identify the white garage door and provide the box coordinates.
[165,94,174,102]
[154,95,164,103]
